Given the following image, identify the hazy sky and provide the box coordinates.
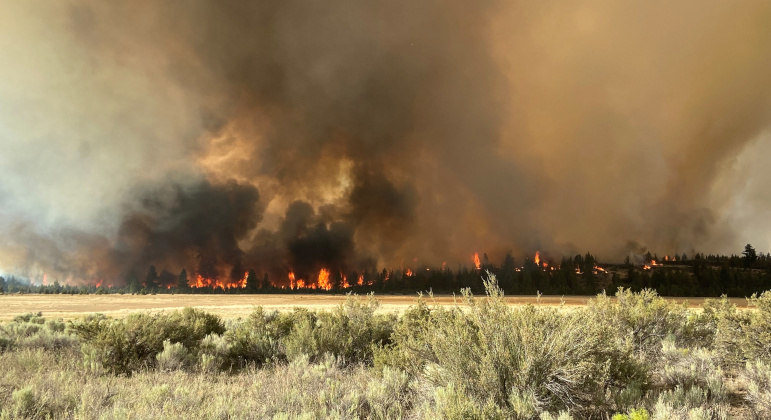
[1,1,770,281]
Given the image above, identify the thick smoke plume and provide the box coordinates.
[1,1,771,284]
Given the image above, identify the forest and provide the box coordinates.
[2,245,770,297]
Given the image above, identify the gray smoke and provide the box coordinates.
[1,1,771,283]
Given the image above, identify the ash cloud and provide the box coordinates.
[2,1,771,283]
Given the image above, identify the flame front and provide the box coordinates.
[190,272,247,290]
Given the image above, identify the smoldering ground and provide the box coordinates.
[1,1,771,283]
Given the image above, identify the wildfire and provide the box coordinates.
[357,274,364,286]
[288,271,296,289]
[95,279,103,288]
[317,268,331,291]
[405,268,414,277]
[190,273,247,290]
[534,251,540,267]
[341,274,350,288]
[643,265,651,270]
[593,265,608,274]
[473,252,481,270]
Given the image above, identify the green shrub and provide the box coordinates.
[379,274,645,417]
[588,288,689,359]
[362,366,411,419]
[156,339,191,371]
[284,294,395,365]
[72,308,224,375]
[739,360,771,417]
[222,307,286,368]
[0,313,77,352]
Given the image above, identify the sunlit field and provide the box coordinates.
[2,279,770,419]
[0,293,751,321]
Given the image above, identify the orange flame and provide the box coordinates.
[593,265,608,274]
[288,271,296,289]
[534,251,541,267]
[473,253,481,270]
[357,274,364,286]
[643,265,651,270]
[317,268,331,290]
[341,274,350,288]
[189,273,247,290]
[95,279,103,288]
[405,268,414,277]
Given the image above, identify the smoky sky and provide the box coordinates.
[1,1,771,282]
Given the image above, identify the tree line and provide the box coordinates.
[2,244,770,297]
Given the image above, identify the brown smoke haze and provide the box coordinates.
[1,1,771,284]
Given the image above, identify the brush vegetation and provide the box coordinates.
[1,274,771,419]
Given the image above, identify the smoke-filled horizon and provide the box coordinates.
[1,1,771,284]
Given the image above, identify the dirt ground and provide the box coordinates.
[0,293,752,321]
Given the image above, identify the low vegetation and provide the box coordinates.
[1,274,771,418]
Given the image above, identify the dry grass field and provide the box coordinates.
[0,293,751,320]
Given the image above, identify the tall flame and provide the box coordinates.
[534,251,540,267]
[317,268,331,291]
[473,252,481,269]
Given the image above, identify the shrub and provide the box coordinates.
[587,288,689,359]
[222,307,286,368]
[284,294,395,365]
[739,360,771,417]
[379,274,645,417]
[0,313,77,352]
[612,408,650,420]
[362,366,411,419]
[72,308,224,375]
[156,339,191,371]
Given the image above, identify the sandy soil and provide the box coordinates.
[0,293,751,321]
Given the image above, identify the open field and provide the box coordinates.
[0,293,752,320]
